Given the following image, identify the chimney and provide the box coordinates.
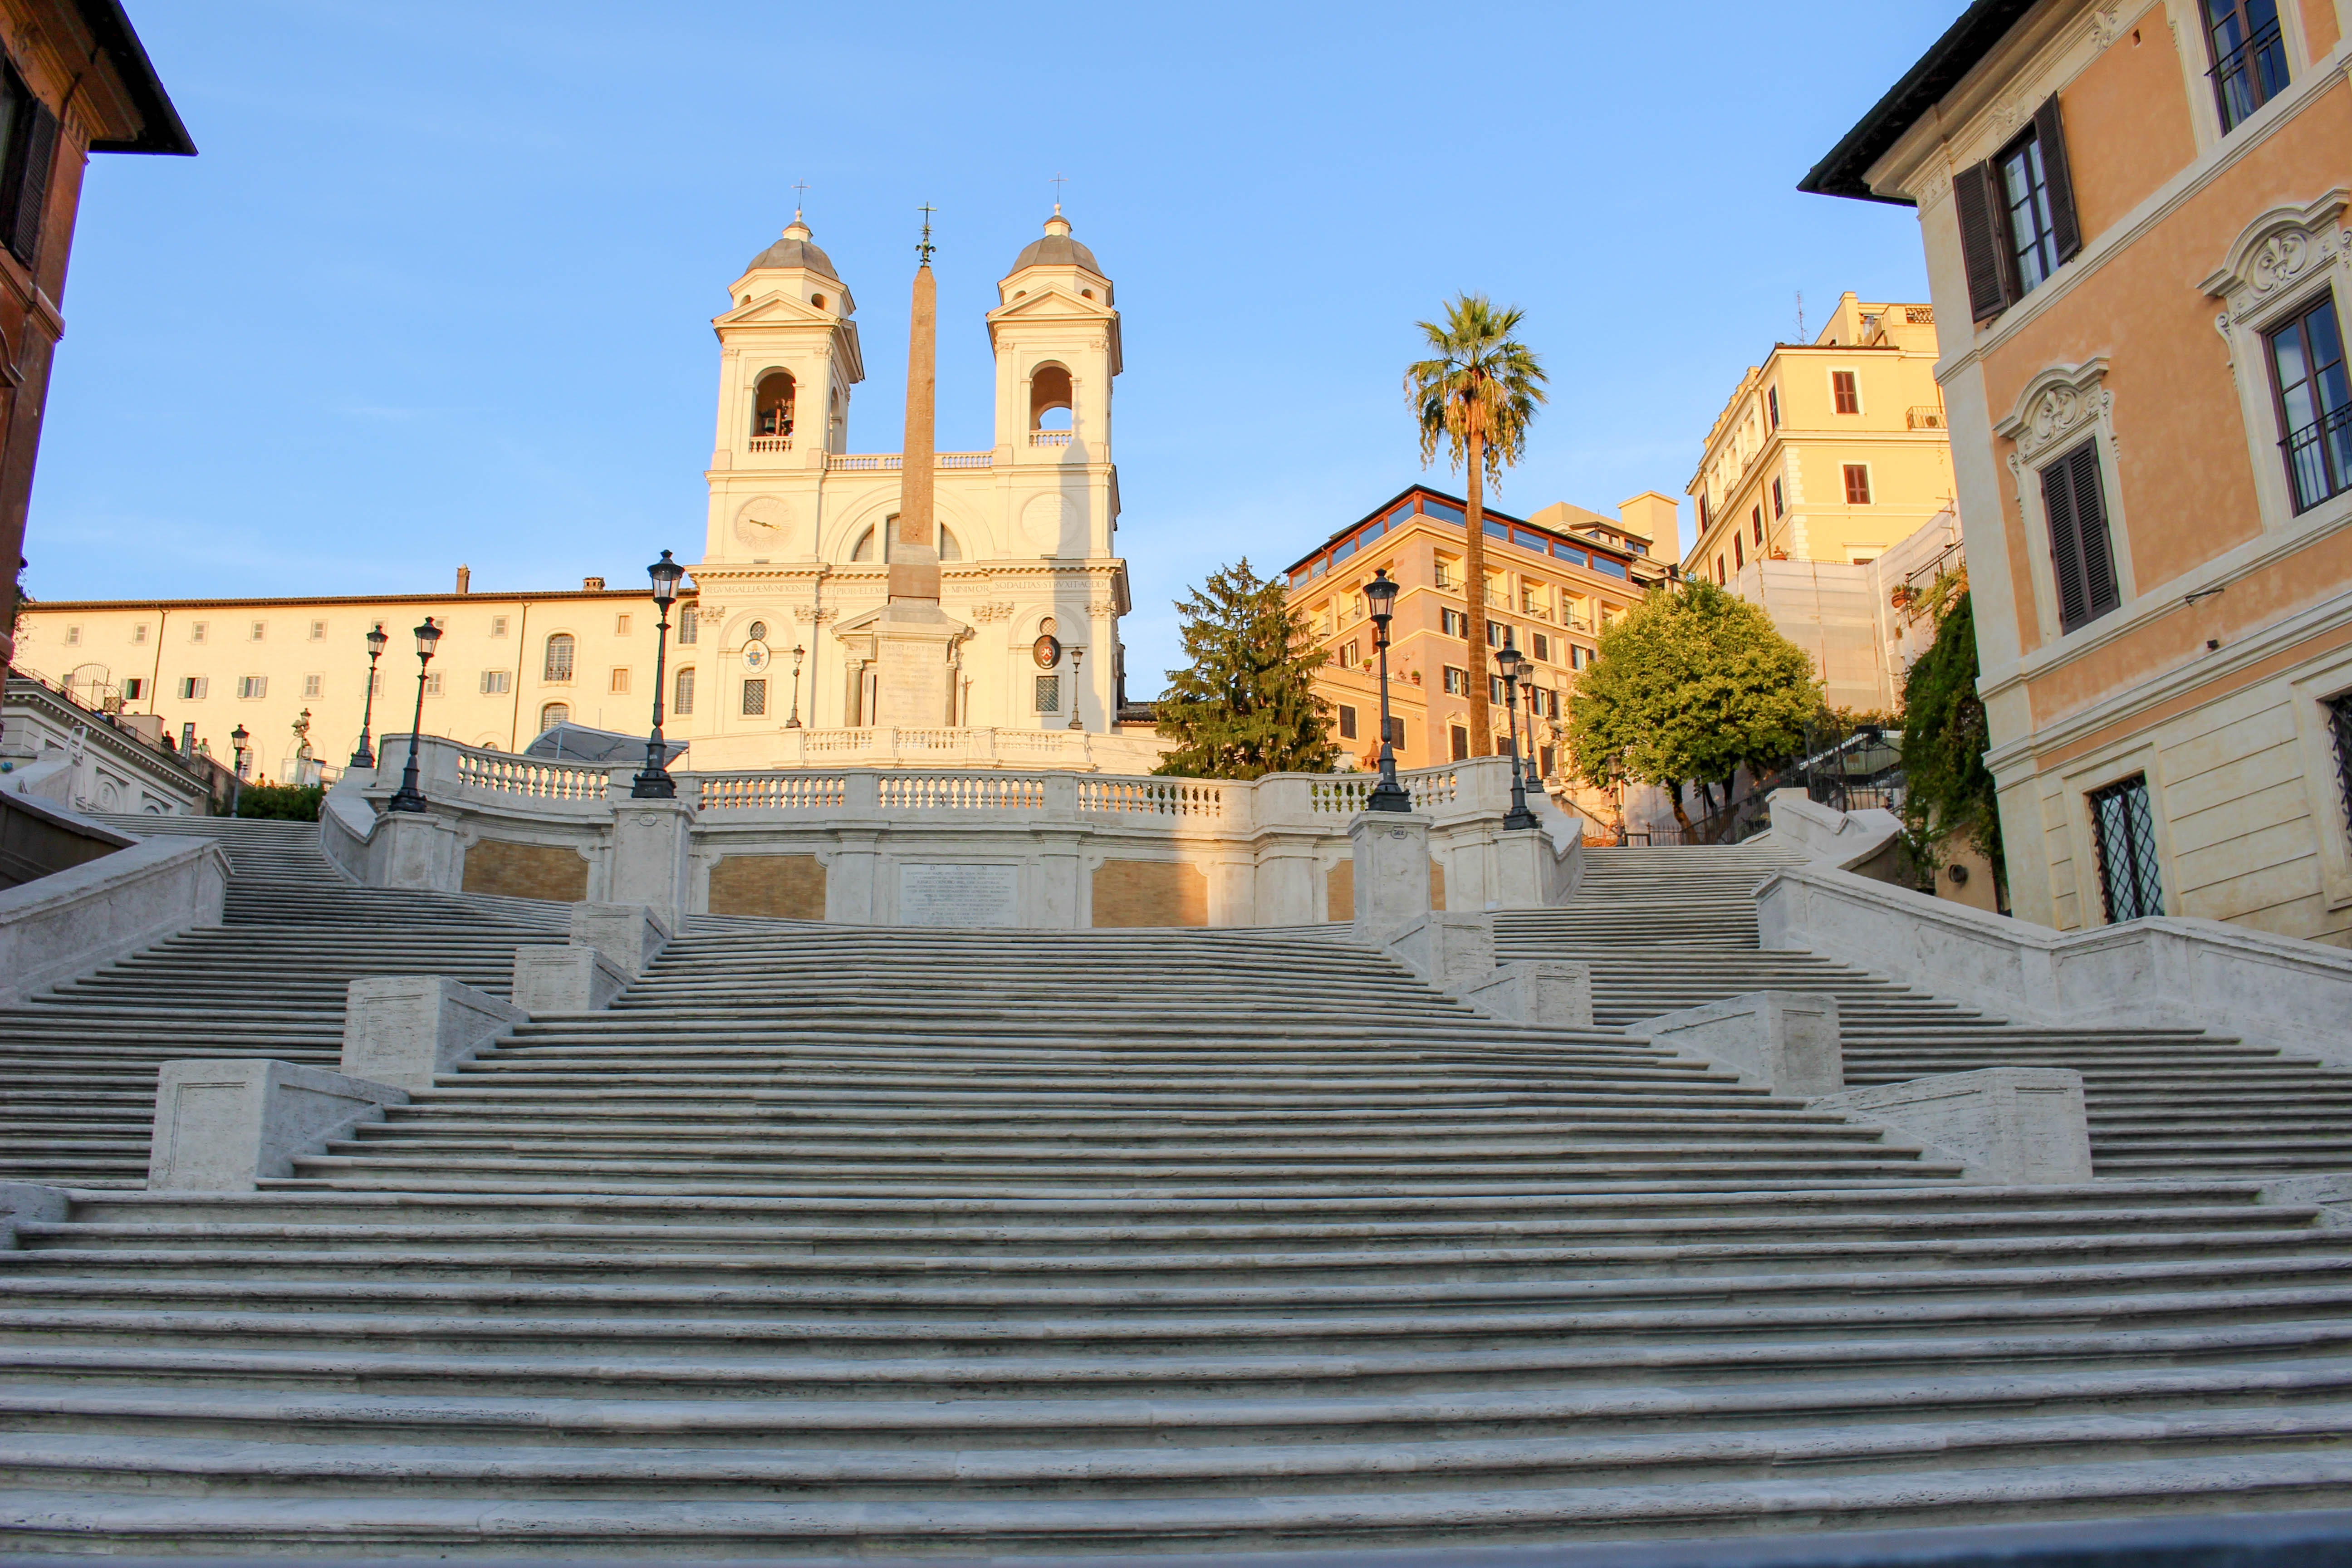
[455,564,471,594]
[583,576,605,591]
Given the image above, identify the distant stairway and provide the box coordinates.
[1499,843,2352,1179]
[0,818,567,1189]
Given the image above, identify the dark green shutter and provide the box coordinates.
[1953,161,2010,322]
[2033,95,2083,263]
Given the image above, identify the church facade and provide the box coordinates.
[10,208,1172,779]
[683,210,1162,773]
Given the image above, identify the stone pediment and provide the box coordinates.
[986,285,1115,325]
[715,290,843,329]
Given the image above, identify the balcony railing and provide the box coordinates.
[827,452,997,472]
[1029,430,1074,447]
[2283,403,2352,513]
[747,436,793,453]
[1906,405,1948,430]
[2209,19,2287,132]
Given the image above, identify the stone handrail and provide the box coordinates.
[0,833,227,1005]
[1759,788,1907,881]
[1758,859,2352,1068]
[698,772,846,811]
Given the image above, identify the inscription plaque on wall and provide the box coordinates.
[898,862,1022,927]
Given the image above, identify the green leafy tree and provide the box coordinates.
[1406,293,1548,758]
[1897,576,2003,887]
[1153,559,1338,779]
[1563,578,1819,838]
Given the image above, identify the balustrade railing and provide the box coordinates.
[826,451,996,472]
[1029,430,1074,447]
[699,772,845,810]
[746,436,793,452]
[1078,778,1226,818]
[456,750,610,802]
[878,773,1049,810]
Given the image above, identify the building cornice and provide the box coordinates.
[20,587,668,613]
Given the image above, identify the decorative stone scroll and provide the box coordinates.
[2200,189,2349,324]
[1994,358,2112,466]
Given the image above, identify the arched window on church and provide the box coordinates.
[543,633,575,683]
[1029,363,1073,433]
[538,702,568,733]
[852,516,962,562]
[753,371,795,441]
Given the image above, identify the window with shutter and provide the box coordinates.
[2040,441,2122,633]
[1832,371,1861,414]
[2031,97,2082,265]
[1954,162,2012,322]
[0,62,56,271]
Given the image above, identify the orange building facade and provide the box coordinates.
[1281,485,1674,787]
[1808,0,2352,945]
[0,2,191,670]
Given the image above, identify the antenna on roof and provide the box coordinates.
[1795,290,1805,343]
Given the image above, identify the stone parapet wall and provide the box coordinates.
[342,737,1582,929]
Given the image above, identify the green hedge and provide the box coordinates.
[228,783,323,821]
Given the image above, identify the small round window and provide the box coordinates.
[747,620,768,642]
[812,293,827,309]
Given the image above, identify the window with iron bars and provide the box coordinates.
[2328,691,2352,851]
[2088,774,2165,923]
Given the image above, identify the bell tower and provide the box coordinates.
[703,215,864,566]
[989,210,1120,470]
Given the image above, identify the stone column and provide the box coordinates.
[1350,812,1432,949]
[609,799,695,926]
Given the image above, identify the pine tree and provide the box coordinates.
[1153,559,1339,779]
[1563,578,1818,838]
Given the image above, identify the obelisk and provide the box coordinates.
[867,210,962,725]
[891,229,940,605]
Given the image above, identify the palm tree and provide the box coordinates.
[1406,294,1548,759]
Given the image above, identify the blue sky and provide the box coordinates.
[31,0,1950,696]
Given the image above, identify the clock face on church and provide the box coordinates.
[742,640,771,673]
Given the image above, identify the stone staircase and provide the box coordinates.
[1497,843,2352,1180]
[0,818,568,1189]
[7,824,2352,1550]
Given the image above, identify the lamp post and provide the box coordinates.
[787,645,805,728]
[632,550,687,799]
[1362,568,1410,813]
[1494,644,1539,831]
[385,617,443,813]
[1066,647,1085,730]
[350,622,388,768]
[228,724,250,817]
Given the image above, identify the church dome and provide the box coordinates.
[1011,212,1100,275]
[746,217,839,281]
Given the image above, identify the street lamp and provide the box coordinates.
[385,617,443,813]
[228,723,250,816]
[350,622,388,768]
[1066,646,1086,730]
[786,645,805,728]
[1493,644,1539,831]
[1362,568,1410,813]
[632,550,687,799]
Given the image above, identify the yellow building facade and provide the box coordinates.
[1282,486,1674,785]
[11,576,679,782]
[1686,294,1957,589]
